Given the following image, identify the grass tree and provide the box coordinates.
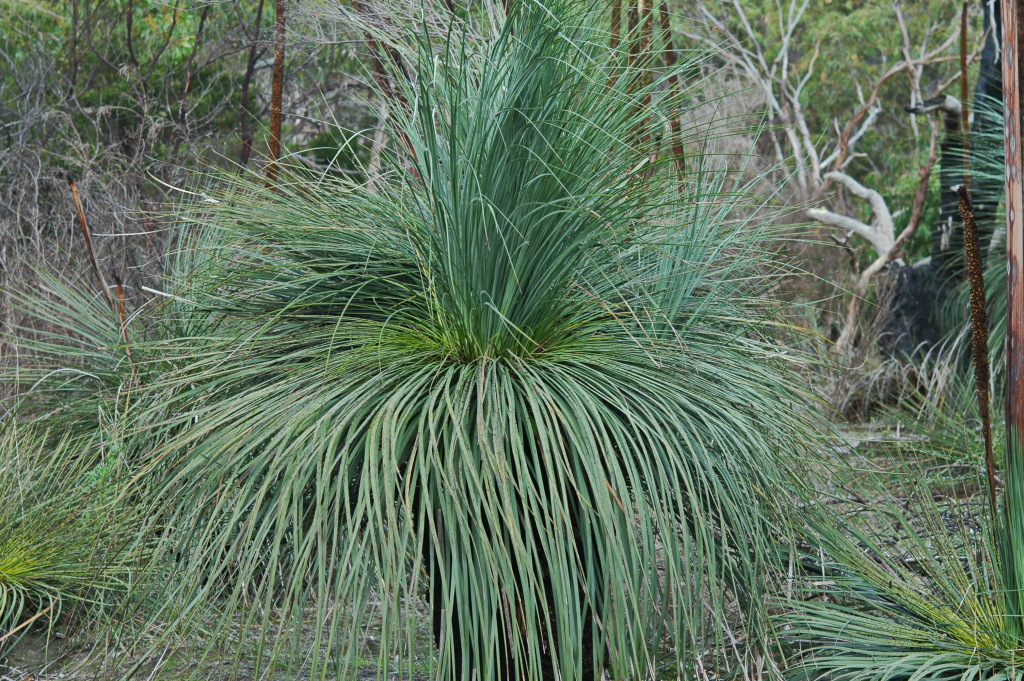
[0,426,138,655]
[5,1,827,678]
[773,431,1024,681]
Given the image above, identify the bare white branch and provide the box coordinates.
[807,207,894,255]
[824,171,893,229]
[807,171,895,256]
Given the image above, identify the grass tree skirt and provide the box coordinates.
[421,500,601,680]
[0,1,828,679]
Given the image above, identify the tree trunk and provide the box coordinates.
[239,0,265,169]
[266,0,285,183]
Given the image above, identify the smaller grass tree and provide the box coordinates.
[0,426,138,656]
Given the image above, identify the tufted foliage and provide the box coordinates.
[8,2,827,678]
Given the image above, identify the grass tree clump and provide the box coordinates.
[775,436,1024,681]
[3,2,827,678]
[0,426,137,656]
[776,477,977,678]
[0,271,141,440]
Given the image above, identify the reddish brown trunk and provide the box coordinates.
[659,1,685,193]
[626,1,641,69]
[607,2,623,90]
[267,0,286,183]
[1003,0,1024,492]
[610,1,621,50]
[353,1,418,174]
[627,1,653,147]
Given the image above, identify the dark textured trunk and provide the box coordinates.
[879,0,1004,358]
[238,0,265,168]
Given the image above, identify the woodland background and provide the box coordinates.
[0,0,984,388]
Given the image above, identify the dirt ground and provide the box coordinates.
[1,618,434,681]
